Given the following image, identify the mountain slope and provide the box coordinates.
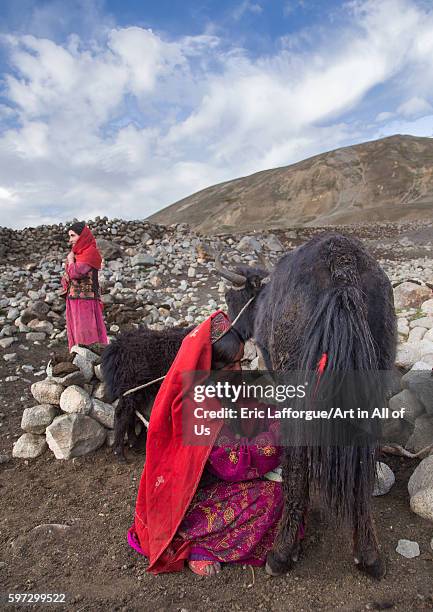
[148,135,433,233]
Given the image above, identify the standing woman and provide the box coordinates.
[61,221,108,351]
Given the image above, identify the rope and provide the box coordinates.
[121,296,256,398]
[135,410,150,429]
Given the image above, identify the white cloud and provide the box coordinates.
[397,96,433,117]
[1,0,433,228]
[232,1,263,21]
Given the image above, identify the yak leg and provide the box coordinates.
[353,473,385,579]
[113,396,134,462]
[266,449,309,576]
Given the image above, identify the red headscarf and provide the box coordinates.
[128,310,230,574]
[72,226,102,269]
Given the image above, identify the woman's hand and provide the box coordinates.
[67,251,75,265]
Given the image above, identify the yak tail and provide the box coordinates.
[293,241,382,526]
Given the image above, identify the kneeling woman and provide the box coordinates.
[128,310,288,576]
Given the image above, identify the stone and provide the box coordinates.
[12,433,47,458]
[90,398,115,428]
[31,320,54,334]
[72,354,94,383]
[408,455,433,497]
[396,539,420,558]
[92,382,110,402]
[59,385,92,415]
[421,299,433,315]
[149,275,162,288]
[51,370,86,387]
[94,364,104,381]
[381,416,412,446]
[0,337,16,349]
[46,414,106,459]
[3,353,17,362]
[401,369,433,414]
[373,462,395,496]
[28,300,50,318]
[409,317,433,329]
[407,327,427,343]
[31,380,64,405]
[397,319,409,336]
[71,345,100,364]
[21,404,58,434]
[410,488,433,522]
[263,234,284,251]
[96,238,123,260]
[243,340,257,361]
[389,389,425,424]
[131,253,155,267]
[26,332,46,341]
[394,283,431,310]
[237,236,262,253]
[395,343,421,369]
[405,415,433,453]
[52,362,79,376]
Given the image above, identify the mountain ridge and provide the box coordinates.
[148,134,433,233]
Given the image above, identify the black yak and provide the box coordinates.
[217,232,397,579]
[102,325,193,461]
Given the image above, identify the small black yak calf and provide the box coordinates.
[102,325,193,460]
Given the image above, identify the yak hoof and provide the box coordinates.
[265,551,293,576]
[113,449,127,463]
[355,556,386,580]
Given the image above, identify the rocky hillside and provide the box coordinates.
[149,135,433,233]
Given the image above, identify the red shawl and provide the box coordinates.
[128,310,228,574]
[72,226,102,269]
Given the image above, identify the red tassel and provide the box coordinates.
[316,352,328,375]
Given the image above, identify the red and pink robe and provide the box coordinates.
[64,261,108,350]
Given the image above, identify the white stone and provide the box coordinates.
[421,299,433,315]
[408,327,427,343]
[90,399,115,429]
[70,345,100,364]
[408,455,433,497]
[59,385,92,415]
[21,405,58,434]
[396,539,420,558]
[12,433,47,458]
[94,363,104,381]
[410,488,433,522]
[373,462,395,496]
[31,380,64,405]
[394,283,432,310]
[72,354,94,383]
[409,317,433,329]
[46,414,106,459]
[0,337,16,349]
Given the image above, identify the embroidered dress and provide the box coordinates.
[176,423,283,565]
[65,262,108,350]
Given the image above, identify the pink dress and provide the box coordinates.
[65,262,108,350]
[128,421,294,566]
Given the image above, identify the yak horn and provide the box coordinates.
[213,251,246,287]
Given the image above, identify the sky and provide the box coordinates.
[0,0,433,229]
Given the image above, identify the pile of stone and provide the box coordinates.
[12,345,116,460]
[384,287,433,448]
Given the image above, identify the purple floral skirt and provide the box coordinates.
[177,479,283,565]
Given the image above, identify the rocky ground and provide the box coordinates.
[1,218,433,611]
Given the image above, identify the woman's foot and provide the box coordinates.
[188,560,221,576]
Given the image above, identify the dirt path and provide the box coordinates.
[1,367,433,611]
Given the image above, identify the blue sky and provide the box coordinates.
[0,0,432,228]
